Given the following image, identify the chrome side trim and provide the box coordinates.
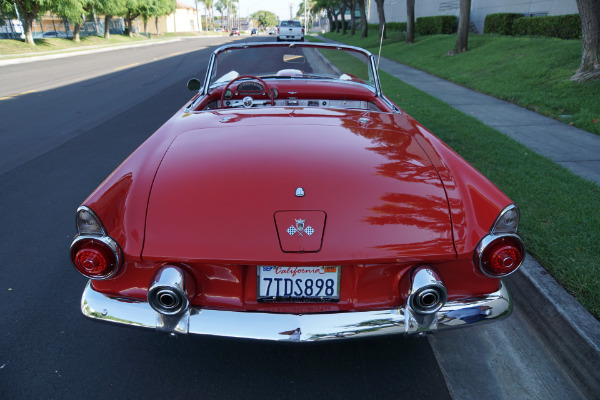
[80,281,512,342]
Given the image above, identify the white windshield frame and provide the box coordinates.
[200,42,383,98]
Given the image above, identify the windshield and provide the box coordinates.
[207,44,376,92]
[280,20,302,27]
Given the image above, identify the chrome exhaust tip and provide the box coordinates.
[408,267,448,315]
[148,266,193,316]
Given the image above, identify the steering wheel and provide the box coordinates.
[220,75,274,108]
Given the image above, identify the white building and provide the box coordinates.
[165,1,202,33]
[367,0,579,33]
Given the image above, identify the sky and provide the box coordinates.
[238,0,301,19]
[183,0,302,20]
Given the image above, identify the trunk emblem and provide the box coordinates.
[295,187,305,197]
[287,219,315,237]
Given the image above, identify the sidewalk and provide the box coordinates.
[0,38,182,66]
[378,57,600,186]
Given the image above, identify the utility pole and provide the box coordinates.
[304,0,307,32]
[195,0,201,32]
[13,1,25,39]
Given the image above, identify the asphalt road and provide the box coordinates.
[0,36,452,399]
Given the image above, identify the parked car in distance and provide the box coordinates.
[230,27,240,36]
[277,20,304,41]
[71,42,525,342]
[268,28,276,35]
[251,28,258,35]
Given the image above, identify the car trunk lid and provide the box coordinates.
[142,110,455,263]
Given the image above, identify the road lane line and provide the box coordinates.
[0,90,37,101]
[115,62,140,71]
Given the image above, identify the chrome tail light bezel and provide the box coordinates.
[475,233,525,278]
[475,204,525,278]
[70,206,123,280]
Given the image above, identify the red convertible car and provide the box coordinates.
[70,42,524,341]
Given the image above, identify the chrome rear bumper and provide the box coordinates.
[81,281,512,341]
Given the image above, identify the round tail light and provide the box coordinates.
[71,237,121,280]
[477,235,525,277]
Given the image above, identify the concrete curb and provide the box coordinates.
[505,256,600,398]
[0,38,183,66]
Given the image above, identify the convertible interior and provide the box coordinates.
[189,76,394,113]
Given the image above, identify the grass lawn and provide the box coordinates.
[319,31,600,136]
[309,35,600,319]
[0,34,154,57]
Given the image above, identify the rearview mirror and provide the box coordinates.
[187,78,201,91]
[283,54,306,64]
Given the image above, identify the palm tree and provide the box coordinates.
[204,0,214,30]
[216,0,237,30]
[215,0,226,29]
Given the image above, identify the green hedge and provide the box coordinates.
[484,13,523,35]
[513,14,581,39]
[387,22,407,31]
[416,15,457,35]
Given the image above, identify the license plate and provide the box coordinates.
[257,266,340,302]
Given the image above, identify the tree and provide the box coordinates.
[214,1,223,28]
[572,0,600,81]
[312,0,334,32]
[356,0,366,38]
[123,0,141,37]
[153,0,175,35]
[216,0,237,30]
[453,0,471,53]
[406,0,414,44]
[216,0,231,30]
[201,0,214,31]
[331,5,341,32]
[296,0,316,31]
[138,0,158,34]
[313,0,342,33]
[4,0,57,45]
[251,10,276,28]
[348,0,356,36]
[95,0,126,39]
[54,0,91,42]
[339,0,346,34]
[374,0,385,39]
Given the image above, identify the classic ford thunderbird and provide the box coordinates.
[70,42,525,341]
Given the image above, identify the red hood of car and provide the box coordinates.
[142,109,455,263]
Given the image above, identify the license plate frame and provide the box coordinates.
[257,266,341,303]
